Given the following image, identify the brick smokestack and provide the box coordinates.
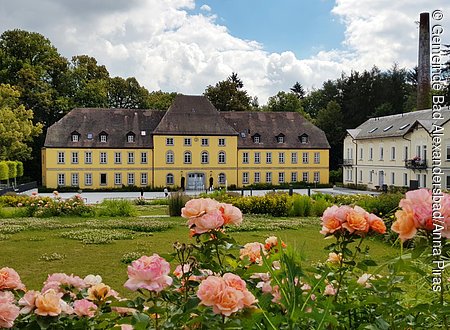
[417,12,430,110]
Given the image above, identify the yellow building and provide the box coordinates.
[42,95,330,189]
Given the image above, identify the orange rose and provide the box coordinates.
[391,209,417,242]
[367,213,386,234]
[342,206,369,234]
[35,290,62,316]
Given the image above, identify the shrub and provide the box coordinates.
[288,194,312,217]
[311,196,331,216]
[96,199,137,217]
[168,192,190,216]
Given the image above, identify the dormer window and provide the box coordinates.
[299,134,308,144]
[71,131,80,142]
[276,134,285,144]
[126,132,136,143]
[99,131,108,143]
[252,134,261,143]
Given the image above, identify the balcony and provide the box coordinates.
[405,158,427,170]
[342,159,354,166]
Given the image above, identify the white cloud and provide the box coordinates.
[0,0,449,104]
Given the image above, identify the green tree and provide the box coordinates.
[290,82,305,99]
[204,73,252,111]
[146,91,178,110]
[315,101,345,170]
[108,77,150,108]
[66,55,109,108]
[0,29,72,126]
[0,84,42,161]
[0,161,8,181]
[266,91,303,112]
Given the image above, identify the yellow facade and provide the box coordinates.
[42,148,153,189]
[42,145,329,189]
[237,149,329,186]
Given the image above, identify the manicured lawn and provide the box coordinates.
[0,205,397,296]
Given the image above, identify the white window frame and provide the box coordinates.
[278,172,285,183]
[85,173,92,186]
[254,172,260,183]
[141,173,148,185]
[184,151,192,164]
[201,138,209,146]
[57,152,65,164]
[242,152,249,164]
[166,151,174,164]
[201,151,209,164]
[314,152,320,164]
[291,152,298,164]
[100,134,107,143]
[303,172,309,182]
[115,152,122,164]
[254,152,261,164]
[266,172,272,183]
[115,173,122,185]
[128,152,135,164]
[127,135,135,143]
[302,152,309,164]
[166,137,174,146]
[71,173,78,186]
[291,172,297,182]
[141,152,148,164]
[71,152,78,164]
[85,152,92,164]
[57,173,65,186]
[166,173,174,185]
[100,152,107,164]
[218,138,226,146]
[266,152,272,164]
[278,152,285,164]
[184,138,191,146]
[127,173,135,185]
[218,151,226,164]
[242,172,249,184]
[314,172,320,183]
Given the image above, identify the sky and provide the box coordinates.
[0,0,449,104]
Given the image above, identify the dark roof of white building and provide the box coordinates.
[347,108,450,140]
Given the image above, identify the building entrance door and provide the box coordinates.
[187,173,205,190]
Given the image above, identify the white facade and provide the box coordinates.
[343,109,450,190]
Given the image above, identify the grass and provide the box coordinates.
[0,205,398,297]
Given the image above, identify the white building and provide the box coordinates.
[343,108,450,190]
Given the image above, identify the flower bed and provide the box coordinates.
[0,189,448,329]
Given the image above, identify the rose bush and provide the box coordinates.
[0,189,448,329]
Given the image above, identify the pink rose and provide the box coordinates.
[182,198,219,219]
[124,254,173,292]
[188,209,225,235]
[0,267,26,291]
[173,264,191,279]
[42,273,86,293]
[323,284,337,296]
[212,285,245,316]
[18,290,39,314]
[400,188,432,230]
[219,203,243,226]
[223,273,256,306]
[197,274,256,316]
[197,276,226,307]
[120,325,133,330]
[240,242,265,264]
[73,299,97,318]
[0,292,20,329]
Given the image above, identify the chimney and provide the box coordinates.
[417,12,430,110]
